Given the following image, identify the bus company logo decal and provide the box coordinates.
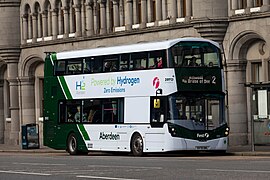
[197,133,209,138]
[75,76,86,93]
[99,132,120,140]
[153,77,160,89]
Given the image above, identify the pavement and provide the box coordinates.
[0,144,270,156]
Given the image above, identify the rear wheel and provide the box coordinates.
[67,133,78,155]
[131,133,143,156]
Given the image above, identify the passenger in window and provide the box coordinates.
[104,61,112,72]
[74,106,87,122]
[157,57,163,68]
[88,106,97,123]
[67,111,74,122]
[208,62,214,67]
[189,57,198,67]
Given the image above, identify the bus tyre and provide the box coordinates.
[67,133,78,155]
[131,133,143,156]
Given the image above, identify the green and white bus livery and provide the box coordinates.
[44,37,229,156]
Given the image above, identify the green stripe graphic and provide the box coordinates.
[78,124,90,140]
[59,76,72,99]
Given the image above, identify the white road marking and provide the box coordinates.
[197,168,270,173]
[0,170,51,176]
[13,162,66,166]
[77,175,141,180]
[88,165,162,169]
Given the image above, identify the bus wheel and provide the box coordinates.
[67,133,78,155]
[131,133,143,156]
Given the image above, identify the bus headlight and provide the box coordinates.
[225,127,229,136]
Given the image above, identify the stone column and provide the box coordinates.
[58,8,63,35]
[86,1,94,36]
[140,0,147,28]
[37,13,42,37]
[106,0,112,33]
[177,0,182,17]
[52,9,58,40]
[125,0,132,30]
[170,0,177,23]
[22,14,28,44]
[113,0,120,28]
[42,11,48,37]
[147,0,153,22]
[19,77,36,126]
[5,55,20,145]
[99,0,107,34]
[32,13,38,43]
[247,0,253,8]
[74,4,82,37]
[156,0,162,21]
[81,4,86,36]
[133,0,138,24]
[227,59,248,146]
[161,0,167,20]
[93,1,100,34]
[231,0,238,10]
[0,80,4,143]
[63,7,70,38]
[186,0,192,19]
[262,0,270,11]
[47,11,52,36]
[119,0,124,26]
[70,5,75,33]
[28,14,32,39]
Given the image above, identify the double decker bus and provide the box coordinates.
[43,37,229,156]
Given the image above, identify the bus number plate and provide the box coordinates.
[195,146,209,150]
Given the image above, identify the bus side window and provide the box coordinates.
[55,61,66,75]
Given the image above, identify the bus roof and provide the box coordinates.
[56,37,220,60]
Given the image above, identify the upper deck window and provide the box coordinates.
[171,41,221,68]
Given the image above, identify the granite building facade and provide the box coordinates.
[0,0,270,147]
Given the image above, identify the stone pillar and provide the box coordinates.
[99,0,107,34]
[58,8,63,35]
[74,4,82,37]
[52,9,58,40]
[63,7,70,38]
[37,13,42,37]
[262,0,270,11]
[32,13,38,43]
[48,11,52,36]
[140,0,147,28]
[70,5,75,33]
[170,0,177,23]
[161,0,167,20]
[81,3,86,36]
[186,0,192,19]
[86,1,94,36]
[156,0,162,21]
[19,77,36,126]
[0,80,4,143]
[22,14,28,44]
[147,0,153,22]
[119,0,125,26]
[247,0,253,8]
[106,0,112,33]
[28,15,32,39]
[227,59,248,146]
[133,0,138,24]
[42,11,48,37]
[93,1,100,34]
[125,0,132,30]
[113,0,120,27]
[5,56,20,145]
[177,0,182,17]
[231,0,238,10]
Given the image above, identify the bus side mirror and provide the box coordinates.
[154,99,160,108]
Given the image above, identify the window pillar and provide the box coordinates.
[52,9,58,40]
[162,0,167,20]
[140,0,147,28]
[113,0,120,27]
[231,0,238,10]
[63,7,70,38]
[170,0,177,22]
[42,11,48,37]
[69,5,75,33]
[156,0,162,21]
[81,3,86,36]
[32,13,38,42]
[86,1,94,36]
[147,0,153,22]
[22,14,28,44]
[186,0,192,18]
[74,4,82,37]
[99,0,107,34]
[133,0,138,24]
[58,8,63,35]
[125,0,133,30]
[262,0,270,11]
